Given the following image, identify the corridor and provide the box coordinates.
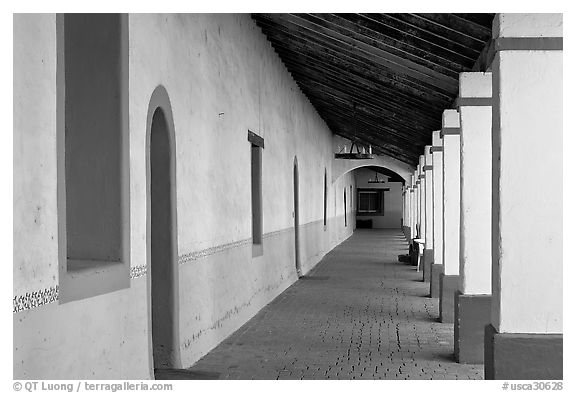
[160,230,483,380]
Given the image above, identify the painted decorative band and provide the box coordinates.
[416,180,420,185]
[130,265,147,279]
[247,130,264,148]
[13,286,59,313]
[410,189,415,192]
[455,97,492,107]
[179,238,252,265]
[430,146,443,153]
[495,37,563,51]
[418,174,425,179]
[178,223,313,266]
[440,127,460,137]
[423,165,433,171]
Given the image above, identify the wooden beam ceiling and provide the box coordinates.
[252,13,494,166]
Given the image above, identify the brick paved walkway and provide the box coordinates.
[157,229,483,380]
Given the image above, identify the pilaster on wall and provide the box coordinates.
[486,13,562,380]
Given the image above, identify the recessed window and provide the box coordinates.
[357,188,388,216]
[248,131,264,256]
[59,14,129,303]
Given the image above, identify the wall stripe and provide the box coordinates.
[455,97,492,107]
[495,37,563,51]
[440,127,460,138]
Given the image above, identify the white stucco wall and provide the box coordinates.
[13,13,358,379]
[13,13,59,298]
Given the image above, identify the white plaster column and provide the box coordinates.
[410,174,417,240]
[414,169,420,238]
[458,72,492,296]
[430,131,443,297]
[439,109,460,323]
[442,110,461,276]
[454,71,493,364]
[486,13,562,380]
[403,186,411,241]
[418,156,426,241]
[422,146,434,282]
[424,146,433,250]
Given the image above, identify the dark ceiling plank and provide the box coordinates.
[362,14,479,64]
[335,13,474,70]
[306,93,433,144]
[322,13,467,75]
[290,74,441,129]
[256,13,459,94]
[408,13,492,46]
[280,55,448,116]
[287,13,458,85]
[299,13,461,78]
[255,19,457,100]
[452,13,495,30]
[277,50,451,110]
[305,95,433,155]
[472,37,495,72]
[312,100,431,151]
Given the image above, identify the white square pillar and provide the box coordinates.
[418,155,426,242]
[430,131,443,298]
[440,109,461,323]
[422,146,434,282]
[485,13,562,380]
[454,71,493,364]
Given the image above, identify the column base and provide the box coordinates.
[422,249,433,282]
[439,273,459,323]
[410,239,419,266]
[454,291,491,364]
[484,324,563,380]
[429,264,442,298]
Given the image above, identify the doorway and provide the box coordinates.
[147,87,181,374]
[344,188,347,227]
[294,157,301,277]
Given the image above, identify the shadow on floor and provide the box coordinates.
[155,369,220,380]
